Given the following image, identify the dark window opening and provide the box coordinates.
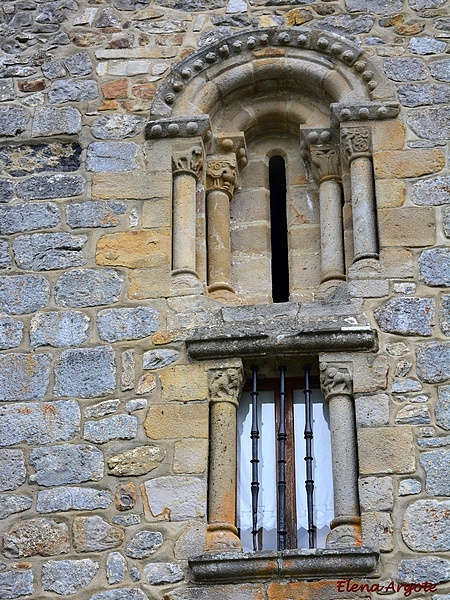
[269,156,290,303]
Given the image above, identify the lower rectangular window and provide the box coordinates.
[237,368,334,552]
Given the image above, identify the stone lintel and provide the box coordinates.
[331,101,400,124]
[145,115,211,140]
[189,547,379,583]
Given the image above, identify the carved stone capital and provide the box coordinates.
[172,145,204,179]
[206,157,238,199]
[300,128,340,183]
[320,361,353,400]
[208,366,245,406]
[341,126,371,164]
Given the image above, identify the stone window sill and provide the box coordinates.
[189,547,380,584]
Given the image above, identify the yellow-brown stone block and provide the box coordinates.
[372,120,405,151]
[161,364,208,402]
[173,439,208,474]
[358,427,415,475]
[144,403,208,439]
[373,149,445,179]
[142,198,171,229]
[378,207,435,247]
[128,267,171,299]
[375,180,406,208]
[92,172,171,200]
[284,7,313,26]
[96,230,170,269]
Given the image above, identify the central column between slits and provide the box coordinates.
[269,156,290,303]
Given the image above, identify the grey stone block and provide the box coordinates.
[398,83,450,108]
[410,0,446,7]
[66,201,122,228]
[0,495,32,520]
[31,310,90,348]
[443,208,450,239]
[355,394,389,427]
[411,176,450,206]
[32,107,82,136]
[13,232,87,271]
[143,562,184,585]
[359,476,393,512]
[30,443,103,486]
[0,202,60,234]
[0,80,15,102]
[84,414,138,444]
[419,248,450,286]
[112,514,140,526]
[0,317,23,349]
[0,450,26,491]
[430,59,450,82]
[421,449,450,495]
[345,0,402,11]
[92,114,145,140]
[0,274,49,314]
[143,476,206,520]
[125,398,147,413]
[403,500,450,550]
[42,559,99,595]
[312,14,374,34]
[3,518,70,558]
[0,400,79,447]
[95,7,121,27]
[417,341,450,383]
[42,60,66,79]
[54,346,116,399]
[395,404,430,424]
[0,352,51,401]
[399,479,422,496]
[55,268,123,307]
[125,531,163,559]
[98,307,159,342]
[86,142,139,172]
[106,552,126,584]
[398,557,450,584]
[0,106,29,136]
[374,297,434,336]
[0,568,34,599]
[107,445,165,477]
[121,349,135,391]
[0,239,10,269]
[143,349,179,370]
[48,79,99,103]
[391,378,422,393]
[409,36,447,55]
[408,107,450,141]
[73,515,124,552]
[436,385,450,430]
[37,487,111,512]
[0,179,13,203]
[16,173,85,200]
[90,590,149,600]
[64,52,93,76]
[84,399,120,418]
[383,57,427,82]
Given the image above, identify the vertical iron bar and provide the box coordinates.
[304,365,316,549]
[277,365,287,551]
[250,366,260,551]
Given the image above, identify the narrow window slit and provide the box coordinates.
[269,156,290,303]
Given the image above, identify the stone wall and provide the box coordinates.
[1,0,450,598]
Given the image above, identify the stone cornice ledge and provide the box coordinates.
[189,547,380,583]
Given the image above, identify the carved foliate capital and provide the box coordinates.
[206,157,238,200]
[300,128,340,183]
[208,366,245,405]
[320,361,352,400]
[172,145,204,179]
[340,126,371,164]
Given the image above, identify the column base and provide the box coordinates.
[348,257,381,280]
[205,523,242,552]
[171,270,205,295]
[326,516,361,548]
[207,283,241,305]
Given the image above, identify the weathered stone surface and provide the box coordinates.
[42,559,99,594]
[31,310,90,348]
[398,83,450,108]
[410,0,446,7]
[394,359,413,377]
[116,481,136,510]
[359,476,393,512]
[408,107,450,141]
[67,201,123,228]
[64,52,93,76]
[13,232,87,271]
[420,449,450,495]
[0,495,32,520]
[0,202,60,235]
[417,341,450,383]
[412,176,450,206]
[403,500,450,551]
[0,317,23,350]
[174,522,206,560]
[391,378,422,393]
[97,307,159,342]
[313,14,374,34]
[96,230,171,268]
[396,404,430,424]
[112,514,140,527]
[383,57,427,81]
[3,518,70,558]
[143,476,206,520]
[121,349,135,391]
[173,439,208,474]
[0,240,10,269]
[345,0,402,12]
[144,562,184,585]
[16,174,85,200]
[160,364,208,402]
[0,352,51,401]
[125,398,147,413]
[0,274,49,314]
[0,143,81,177]
[73,516,124,552]
[398,557,450,584]
[443,208,450,240]
[108,445,165,476]
[86,142,139,172]
[399,478,422,495]
[145,404,208,440]
[0,568,34,599]
[37,487,111,513]
[54,346,116,398]
[48,79,99,103]
[85,399,120,418]
[42,61,66,79]
[0,80,15,102]
[136,373,156,395]
[0,107,29,136]
[430,59,450,82]
[358,427,415,474]
[92,114,145,139]
[32,107,82,136]
[0,450,26,491]
[56,268,123,308]
[90,590,149,600]
[143,349,180,370]
[0,179,13,203]
[419,249,450,287]
[436,385,450,430]
[361,512,393,551]
[106,552,126,584]
[374,150,444,179]
[30,444,103,486]
[125,531,163,558]
[374,297,434,336]
[84,415,138,444]
[409,36,446,55]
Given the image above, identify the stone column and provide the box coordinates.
[319,360,361,548]
[301,129,345,287]
[341,126,378,264]
[171,143,204,293]
[206,363,245,552]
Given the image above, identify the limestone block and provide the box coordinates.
[136,373,156,394]
[358,427,415,474]
[391,378,422,393]
[161,364,208,402]
[361,512,394,551]
[437,385,450,430]
[2,518,70,558]
[174,439,208,474]
[93,172,171,200]
[125,531,163,558]
[380,248,414,278]
[13,232,87,271]
[37,487,111,513]
[359,476,393,511]
[125,398,148,413]
[355,394,389,427]
[353,355,388,393]
[174,522,206,559]
[128,267,171,299]
[383,57,427,81]
[0,179,13,203]
[121,349,135,392]
[115,482,136,511]
[142,476,206,520]
[72,516,124,552]
[96,230,170,268]
[375,180,405,208]
[108,445,165,476]
[30,444,103,486]
[92,114,145,139]
[48,79,99,103]
[42,559,99,595]
[403,500,450,551]
[377,207,435,247]
[145,404,208,439]
[142,198,171,229]
[0,203,60,237]
[374,149,444,179]
[143,349,180,370]
[0,142,81,177]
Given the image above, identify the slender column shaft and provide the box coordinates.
[206,189,233,292]
[349,156,378,262]
[173,172,198,274]
[319,178,345,283]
